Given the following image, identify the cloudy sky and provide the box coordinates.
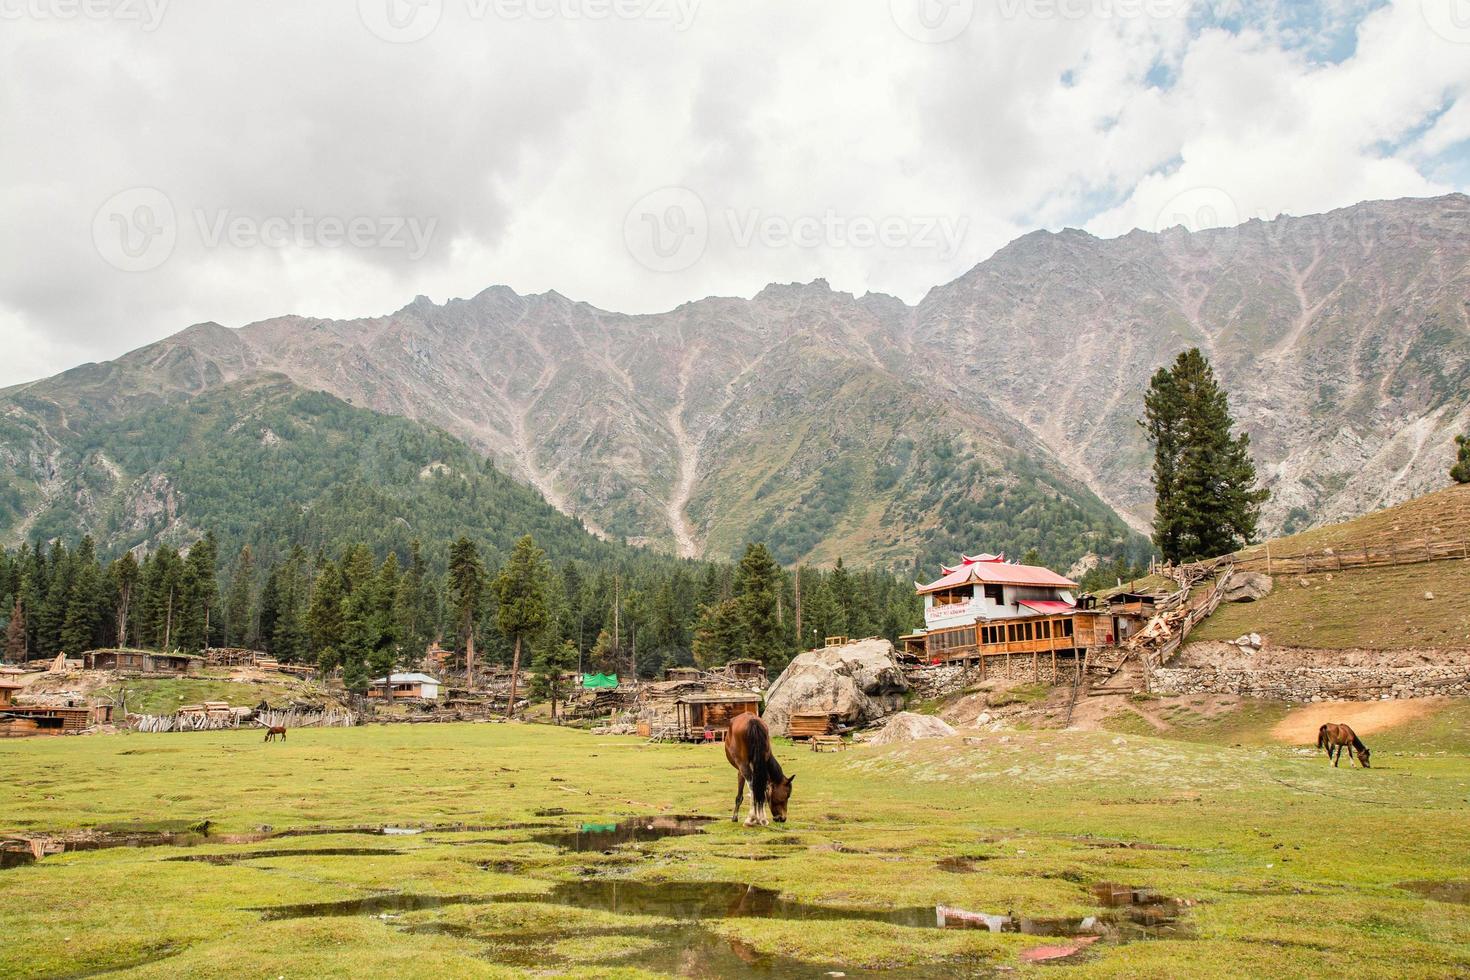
[2,0,1467,387]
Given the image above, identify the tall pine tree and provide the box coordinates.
[493,534,549,718]
[1144,348,1268,561]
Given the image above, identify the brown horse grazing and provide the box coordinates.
[725,713,794,826]
[263,725,286,742]
[1318,723,1369,767]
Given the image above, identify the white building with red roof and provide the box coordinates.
[917,552,1078,630]
[902,552,1109,668]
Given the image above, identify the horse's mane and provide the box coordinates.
[746,718,784,806]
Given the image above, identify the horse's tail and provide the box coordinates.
[746,716,772,806]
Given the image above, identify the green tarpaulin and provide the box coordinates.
[582,673,619,689]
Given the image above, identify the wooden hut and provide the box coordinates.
[2,703,110,733]
[83,650,201,675]
[673,693,762,741]
[664,667,701,682]
[0,681,21,709]
[723,659,767,683]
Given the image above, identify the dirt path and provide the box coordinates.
[1270,698,1448,744]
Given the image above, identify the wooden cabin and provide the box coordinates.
[367,673,442,700]
[906,552,1110,675]
[664,666,702,682]
[84,649,201,675]
[723,659,767,683]
[2,703,110,733]
[0,682,20,708]
[673,693,761,741]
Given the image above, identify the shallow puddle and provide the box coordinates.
[938,882,1189,940]
[501,879,939,927]
[1401,880,1470,904]
[167,847,402,865]
[252,893,488,920]
[531,815,716,852]
[0,821,551,867]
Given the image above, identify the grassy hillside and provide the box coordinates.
[1238,484,1470,559]
[1193,561,1470,649]
[1194,485,1470,649]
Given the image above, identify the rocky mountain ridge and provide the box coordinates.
[3,193,1466,564]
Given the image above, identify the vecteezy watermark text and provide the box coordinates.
[358,0,698,43]
[92,188,440,271]
[728,209,968,258]
[0,0,168,30]
[195,209,437,260]
[623,186,969,273]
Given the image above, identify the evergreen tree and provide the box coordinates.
[109,552,140,647]
[1453,435,1470,485]
[223,545,254,647]
[733,543,784,665]
[493,534,550,717]
[60,537,107,655]
[531,639,578,723]
[447,537,487,684]
[307,561,347,673]
[1143,348,1267,561]
[692,597,743,668]
[5,596,25,661]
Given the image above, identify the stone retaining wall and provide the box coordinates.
[1150,664,1470,700]
[905,656,1086,699]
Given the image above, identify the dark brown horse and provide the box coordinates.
[1317,723,1369,767]
[263,725,286,742]
[725,713,794,825]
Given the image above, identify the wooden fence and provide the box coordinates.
[130,707,356,733]
[1233,538,1470,576]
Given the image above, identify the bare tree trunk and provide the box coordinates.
[465,627,476,690]
[164,588,174,651]
[507,634,522,718]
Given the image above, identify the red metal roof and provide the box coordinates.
[1018,600,1077,614]
[918,554,1077,593]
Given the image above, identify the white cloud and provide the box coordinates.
[0,0,1465,387]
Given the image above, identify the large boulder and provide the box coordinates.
[762,638,909,735]
[1222,571,1273,603]
[867,711,957,746]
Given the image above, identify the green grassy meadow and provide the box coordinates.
[3,716,1469,978]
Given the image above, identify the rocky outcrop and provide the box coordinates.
[1221,572,1273,603]
[762,639,909,735]
[867,711,957,745]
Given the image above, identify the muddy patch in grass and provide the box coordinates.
[937,856,993,873]
[1401,880,1470,904]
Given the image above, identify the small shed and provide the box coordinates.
[84,650,201,675]
[367,673,442,700]
[674,693,762,740]
[664,667,701,682]
[2,703,110,733]
[723,659,767,682]
[0,682,21,708]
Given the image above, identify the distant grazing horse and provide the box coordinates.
[263,725,287,743]
[725,713,794,826]
[1317,723,1369,767]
